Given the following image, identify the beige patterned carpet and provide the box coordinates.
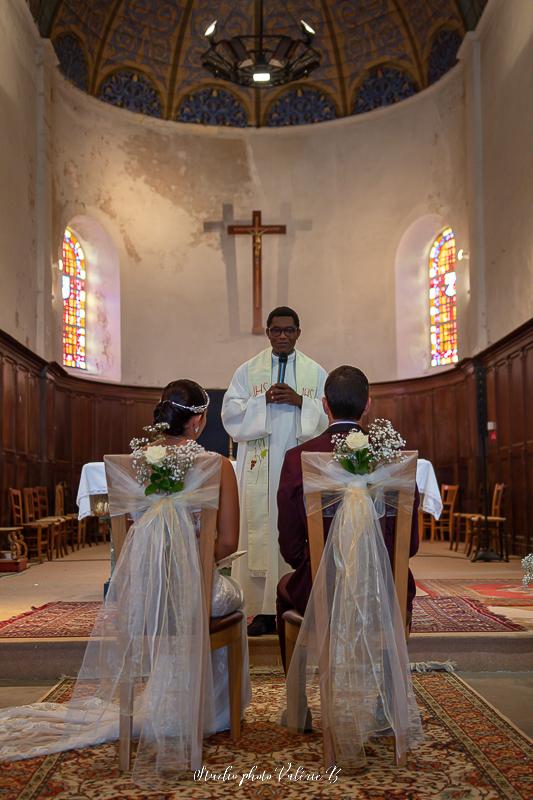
[0,670,531,799]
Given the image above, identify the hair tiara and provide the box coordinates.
[165,389,210,415]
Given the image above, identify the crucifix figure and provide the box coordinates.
[228,210,286,334]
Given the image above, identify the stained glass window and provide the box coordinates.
[60,228,86,370]
[429,227,458,366]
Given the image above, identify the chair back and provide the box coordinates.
[298,452,419,768]
[103,454,218,618]
[55,483,65,516]
[492,483,505,516]
[36,486,49,518]
[441,484,459,515]
[9,489,24,526]
[23,488,37,522]
[301,452,418,634]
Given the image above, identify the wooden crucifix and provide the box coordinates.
[228,210,286,334]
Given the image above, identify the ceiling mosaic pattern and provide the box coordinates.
[31,0,487,127]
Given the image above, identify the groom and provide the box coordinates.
[222,307,328,636]
[276,365,420,669]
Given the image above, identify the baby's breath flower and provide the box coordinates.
[367,419,406,468]
[130,426,203,495]
[332,419,405,476]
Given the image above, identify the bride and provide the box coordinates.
[0,379,251,778]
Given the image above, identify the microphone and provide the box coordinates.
[277,352,288,384]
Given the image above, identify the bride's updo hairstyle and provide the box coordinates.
[153,379,210,436]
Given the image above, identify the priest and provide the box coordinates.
[222,307,328,635]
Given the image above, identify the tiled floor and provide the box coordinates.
[0,543,109,618]
[457,671,533,737]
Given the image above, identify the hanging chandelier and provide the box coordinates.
[201,0,321,88]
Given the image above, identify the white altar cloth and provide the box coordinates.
[77,462,108,520]
[416,458,442,520]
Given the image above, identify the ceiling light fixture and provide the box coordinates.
[202,0,321,89]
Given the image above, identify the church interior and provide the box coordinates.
[0,0,532,797]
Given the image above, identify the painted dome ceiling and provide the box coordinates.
[31,0,487,127]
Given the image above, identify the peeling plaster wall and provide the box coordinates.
[52,68,469,387]
[481,0,533,344]
[0,0,40,350]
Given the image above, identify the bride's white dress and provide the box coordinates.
[0,451,251,778]
[210,570,250,731]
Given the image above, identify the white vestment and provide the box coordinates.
[221,348,328,615]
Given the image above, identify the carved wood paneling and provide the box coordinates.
[367,362,479,516]
[0,321,531,552]
[483,321,533,554]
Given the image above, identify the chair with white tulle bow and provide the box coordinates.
[104,454,243,774]
[283,451,420,770]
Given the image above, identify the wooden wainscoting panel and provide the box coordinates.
[1,357,16,452]
[70,391,93,464]
[432,383,459,465]
[53,386,71,464]
[401,390,435,459]
[94,397,127,459]
[124,397,158,449]
[366,396,400,429]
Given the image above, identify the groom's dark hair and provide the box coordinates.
[325,366,369,420]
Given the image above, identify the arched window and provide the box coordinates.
[56,217,121,381]
[60,227,87,370]
[429,227,458,366]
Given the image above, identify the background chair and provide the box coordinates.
[55,481,90,552]
[23,487,67,559]
[35,486,49,518]
[9,488,54,563]
[461,483,507,560]
[422,484,459,543]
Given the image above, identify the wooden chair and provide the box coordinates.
[55,482,79,522]
[460,483,507,560]
[54,482,82,550]
[104,454,243,773]
[283,452,417,769]
[61,481,107,548]
[23,488,67,559]
[76,518,88,549]
[9,489,54,563]
[35,486,49,518]
[422,484,459,542]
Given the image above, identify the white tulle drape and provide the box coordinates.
[0,452,242,781]
[285,451,424,766]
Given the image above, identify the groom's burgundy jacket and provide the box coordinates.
[277,422,420,618]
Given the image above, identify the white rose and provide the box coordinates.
[345,431,369,451]
[144,445,167,466]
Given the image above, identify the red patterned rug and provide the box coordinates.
[417,578,533,606]
[0,671,531,799]
[0,602,101,638]
[0,597,526,638]
[411,596,526,633]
